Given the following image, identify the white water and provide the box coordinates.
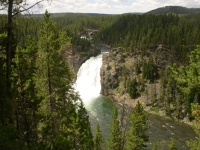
[74,53,196,149]
[74,54,102,107]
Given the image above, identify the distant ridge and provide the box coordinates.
[26,12,114,18]
[146,6,200,14]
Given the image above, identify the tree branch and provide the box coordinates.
[12,0,45,17]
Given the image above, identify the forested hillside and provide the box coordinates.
[0,8,150,150]
[0,3,200,149]
[95,13,200,63]
[0,10,95,149]
[96,13,200,119]
[146,6,200,14]
[97,12,200,150]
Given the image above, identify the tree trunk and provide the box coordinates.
[6,0,14,125]
[6,0,13,85]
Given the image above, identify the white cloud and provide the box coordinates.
[107,0,129,2]
[20,0,200,14]
[77,2,111,13]
[130,0,162,12]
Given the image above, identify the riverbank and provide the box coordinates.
[100,47,193,127]
[105,89,192,126]
[75,53,196,150]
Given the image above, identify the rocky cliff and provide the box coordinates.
[100,46,172,108]
[100,48,125,95]
[63,46,100,74]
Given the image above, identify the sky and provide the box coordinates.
[39,0,200,14]
[1,0,200,14]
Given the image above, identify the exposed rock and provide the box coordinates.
[100,46,191,124]
[155,45,172,68]
[101,47,166,104]
[100,47,124,95]
[62,46,100,74]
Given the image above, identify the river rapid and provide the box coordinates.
[74,54,196,150]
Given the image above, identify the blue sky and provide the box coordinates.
[1,0,200,14]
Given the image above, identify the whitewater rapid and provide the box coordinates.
[74,54,102,106]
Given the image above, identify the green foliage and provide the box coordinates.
[152,142,158,150]
[142,56,158,83]
[168,138,178,150]
[1,7,200,149]
[108,106,123,150]
[35,10,94,149]
[0,57,8,125]
[11,35,40,148]
[125,102,149,150]
[0,125,19,149]
[127,78,139,99]
[135,59,142,75]
[168,46,200,117]
[96,13,200,62]
[93,124,105,150]
[0,10,95,149]
[187,103,200,150]
[70,33,91,52]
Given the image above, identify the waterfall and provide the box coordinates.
[75,54,102,106]
[74,53,196,148]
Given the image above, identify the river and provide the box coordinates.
[74,54,196,150]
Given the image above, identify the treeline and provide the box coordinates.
[90,13,200,149]
[3,11,200,64]
[1,5,200,149]
[95,13,200,63]
[0,10,152,150]
[0,11,94,149]
[90,12,200,121]
[46,12,200,149]
[160,46,200,119]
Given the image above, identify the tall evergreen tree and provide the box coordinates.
[127,78,139,99]
[168,46,200,117]
[35,10,93,149]
[93,124,105,150]
[125,102,149,150]
[11,36,40,148]
[108,106,123,150]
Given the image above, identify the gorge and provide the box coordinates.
[75,51,196,150]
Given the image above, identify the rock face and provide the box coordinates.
[100,45,173,106]
[63,46,100,74]
[155,45,172,68]
[100,47,125,95]
[101,46,191,123]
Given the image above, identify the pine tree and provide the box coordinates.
[76,101,94,150]
[11,35,40,148]
[0,55,18,149]
[94,124,105,150]
[125,102,149,150]
[187,103,200,150]
[35,10,93,149]
[128,78,139,99]
[108,106,123,150]
[168,46,200,117]
[135,59,141,75]
[35,11,64,146]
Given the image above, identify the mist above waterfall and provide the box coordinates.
[75,54,102,106]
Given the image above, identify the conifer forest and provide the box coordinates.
[0,1,200,150]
